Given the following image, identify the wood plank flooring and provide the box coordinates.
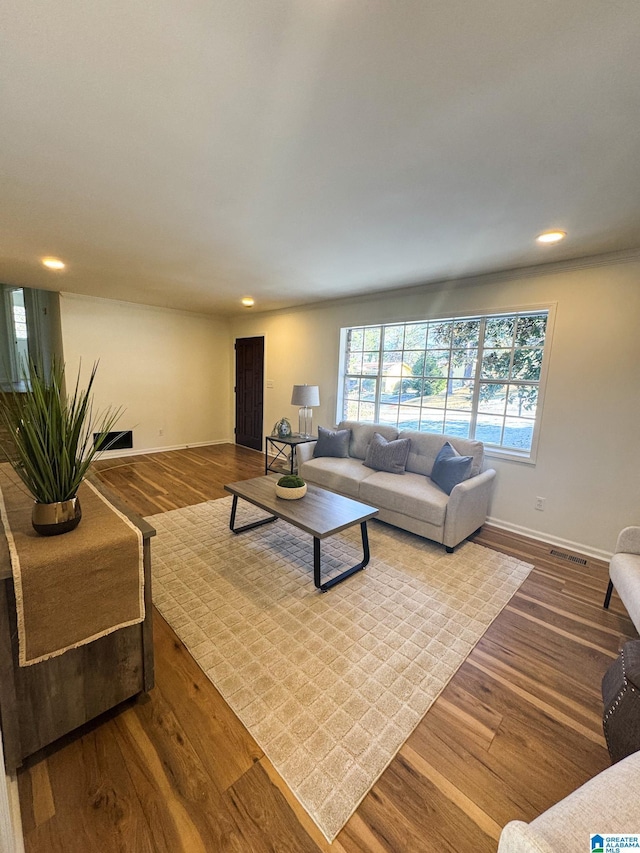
[16,443,637,852]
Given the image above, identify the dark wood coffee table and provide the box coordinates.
[224,475,378,592]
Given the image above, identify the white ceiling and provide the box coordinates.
[2,1,640,316]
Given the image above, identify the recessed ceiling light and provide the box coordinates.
[241,297,255,307]
[536,230,566,245]
[41,257,66,270]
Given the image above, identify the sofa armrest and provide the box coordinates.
[498,821,556,853]
[442,468,496,548]
[616,526,640,556]
[498,750,640,853]
[296,441,317,466]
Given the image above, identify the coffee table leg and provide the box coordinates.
[229,495,278,534]
[314,521,370,592]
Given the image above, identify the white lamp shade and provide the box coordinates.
[291,384,320,407]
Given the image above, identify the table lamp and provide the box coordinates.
[291,384,320,438]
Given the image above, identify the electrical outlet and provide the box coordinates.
[535,496,545,511]
[158,428,164,436]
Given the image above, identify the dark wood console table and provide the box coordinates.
[0,476,155,771]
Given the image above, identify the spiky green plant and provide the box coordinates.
[0,360,123,503]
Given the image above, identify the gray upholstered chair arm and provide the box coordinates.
[296,441,317,465]
[616,526,640,556]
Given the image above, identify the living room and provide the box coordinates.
[2,2,640,851]
[55,251,639,559]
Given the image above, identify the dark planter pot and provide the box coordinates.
[32,497,82,536]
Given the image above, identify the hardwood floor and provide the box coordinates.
[16,443,636,852]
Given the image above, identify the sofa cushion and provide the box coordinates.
[363,432,411,474]
[431,441,473,495]
[299,457,372,498]
[337,421,399,460]
[359,471,448,527]
[399,429,484,478]
[313,426,351,458]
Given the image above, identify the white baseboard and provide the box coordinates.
[487,516,612,563]
[99,439,232,460]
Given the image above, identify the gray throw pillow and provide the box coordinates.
[363,432,411,474]
[431,441,473,495]
[313,426,351,458]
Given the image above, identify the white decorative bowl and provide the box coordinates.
[275,483,307,500]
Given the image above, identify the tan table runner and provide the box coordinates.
[0,464,144,666]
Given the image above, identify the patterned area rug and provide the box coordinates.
[148,497,532,842]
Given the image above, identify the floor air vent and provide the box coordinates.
[550,549,587,566]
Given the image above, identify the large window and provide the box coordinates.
[339,308,553,460]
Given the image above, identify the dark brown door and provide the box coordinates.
[235,336,264,451]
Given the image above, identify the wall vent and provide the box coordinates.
[93,430,133,451]
[549,549,587,566]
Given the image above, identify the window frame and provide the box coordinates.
[336,303,555,464]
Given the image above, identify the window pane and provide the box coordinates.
[485,316,515,348]
[364,328,381,350]
[475,414,503,445]
[378,404,399,425]
[512,348,543,381]
[348,328,364,351]
[382,352,405,376]
[404,350,424,372]
[359,402,376,422]
[362,353,379,375]
[345,399,360,420]
[404,323,428,350]
[428,321,451,348]
[382,387,400,405]
[383,325,404,350]
[347,352,363,374]
[451,320,480,348]
[447,379,474,412]
[361,379,376,401]
[345,377,361,398]
[481,350,511,380]
[450,350,477,378]
[506,384,538,417]
[425,389,447,409]
[444,412,471,438]
[420,409,445,432]
[503,417,535,451]
[515,315,547,347]
[427,350,450,374]
[398,410,420,430]
[478,383,507,415]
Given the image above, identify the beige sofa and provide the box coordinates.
[297,421,496,551]
[498,750,640,852]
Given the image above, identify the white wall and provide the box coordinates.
[59,293,232,453]
[231,257,640,558]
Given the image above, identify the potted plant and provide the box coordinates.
[275,474,307,500]
[0,359,123,535]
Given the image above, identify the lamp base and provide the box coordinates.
[298,407,313,438]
